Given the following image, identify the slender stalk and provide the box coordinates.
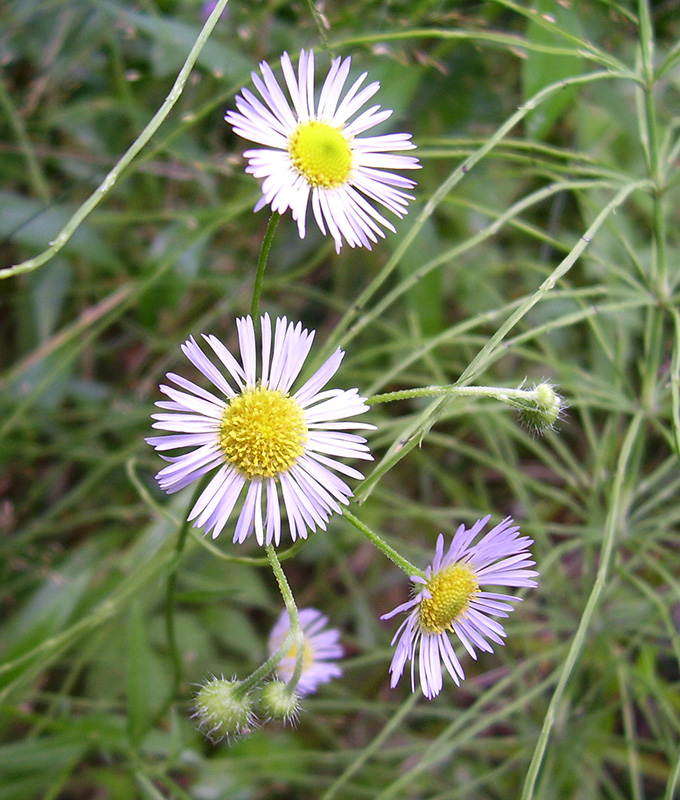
[317,70,625,363]
[266,544,304,693]
[617,663,643,800]
[320,693,420,800]
[666,751,680,800]
[237,626,296,694]
[234,546,302,696]
[520,411,644,800]
[331,27,632,75]
[368,383,549,406]
[250,212,280,318]
[342,508,424,578]
[1,0,231,280]
[458,181,648,386]
[669,308,680,462]
[265,545,299,627]
[638,0,670,417]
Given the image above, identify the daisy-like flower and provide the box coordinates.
[147,314,374,546]
[225,49,420,252]
[268,608,343,696]
[381,516,538,699]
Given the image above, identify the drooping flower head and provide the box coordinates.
[381,516,538,699]
[225,49,420,252]
[268,608,343,696]
[193,677,255,743]
[147,314,374,546]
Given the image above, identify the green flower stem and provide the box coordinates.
[367,384,562,431]
[265,545,300,635]
[0,0,231,281]
[266,544,305,694]
[250,212,280,319]
[236,545,303,696]
[342,508,424,578]
[367,383,548,406]
[237,625,296,696]
[265,544,305,694]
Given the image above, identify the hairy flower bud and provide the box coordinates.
[515,383,564,434]
[259,680,301,724]
[193,677,255,743]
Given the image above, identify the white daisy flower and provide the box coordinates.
[268,608,343,696]
[225,49,421,252]
[147,314,374,546]
[381,516,538,699]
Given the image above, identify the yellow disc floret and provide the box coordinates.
[289,120,353,188]
[284,638,314,673]
[219,387,308,479]
[419,564,479,634]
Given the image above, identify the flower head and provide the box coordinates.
[268,608,343,696]
[147,314,374,545]
[258,680,301,724]
[515,382,564,434]
[225,49,420,252]
[193,677,255,743]
[381,516,538,699]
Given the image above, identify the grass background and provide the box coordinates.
[2,0,680,798]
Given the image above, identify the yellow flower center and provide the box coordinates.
[418,564,479,634]
[219,387,308,479]
[284,638,314,674]
[289,120,353,188]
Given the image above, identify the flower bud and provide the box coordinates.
[259,680,301,724]
[516,383,564,434]
[193,677,255,743]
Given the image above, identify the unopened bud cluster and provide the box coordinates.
[194,676,302,744]
[193,607,343,744]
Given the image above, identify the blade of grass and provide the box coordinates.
[1,0,231,281]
